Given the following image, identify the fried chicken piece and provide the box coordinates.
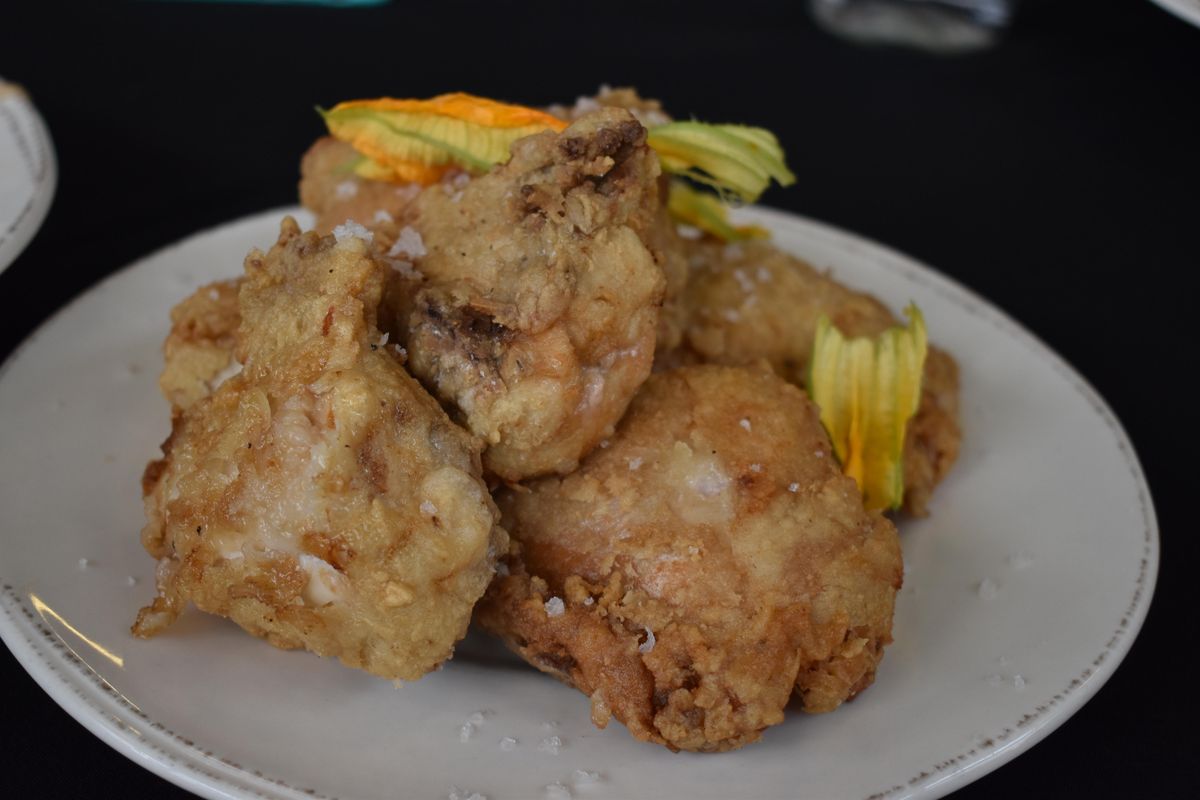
[133,218,507,682]
[548,88,688,354]
[476,364,902,752]
[398,108,666,481]
[674,238,961,515]
[299,136,423,238]
[158,279,241,413]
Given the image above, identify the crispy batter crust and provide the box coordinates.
[476,365,902,751]
[401,108,666,480]
[134,218,507,681]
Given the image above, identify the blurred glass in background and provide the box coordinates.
[810,0,1015,52]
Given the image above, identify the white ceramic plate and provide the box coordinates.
[1148,0,1200,27]
[0,206,1157,800]
[0,78,56,272]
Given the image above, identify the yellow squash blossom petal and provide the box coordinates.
[320,92,569,184]
[647,121,795,203]
[666,180,769,242]
[808,305,928,511]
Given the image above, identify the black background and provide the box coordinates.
[1,1,1194,797]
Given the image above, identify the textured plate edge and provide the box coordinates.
[0,204,1160,800]
[0,82,58,274]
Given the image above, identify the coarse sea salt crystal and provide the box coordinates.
[539,735,563,754]
[458,723,476,742]
[335,180,358,199]
[389,226,427,259]
[739,418,752,432]
[447,788,487,800]
[373,209,393,224]
[572,770,600,785]
[544,597,565,618]
[638,627,656,654]
[333,220,373,244]
[732,268,755,293]
[628,456,643,471]
[977,578,999,600]
[420,500,438,516]
[466,711,489,726]
[378,332,390,347]
[545,783,572,800]
[583,596,594,606]
[499,736,518,751]
[1013,674,1026,689]
[788,482,800,493]
[78,558,90,570]
[126,576,138,587]
[749,463,762,473]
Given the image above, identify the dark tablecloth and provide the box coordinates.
[1,1,1193,797]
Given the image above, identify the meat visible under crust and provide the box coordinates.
[399,107,666,481]
[475,364,902,752]
[673,238,961,515]
[133,218,507,682]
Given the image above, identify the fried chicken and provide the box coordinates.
[673,238,961,515]
[548,87,688,354]
[397,107,666,481]
[158,279,241,413]
[475,364,903,752]
[133,218,507,682]
[299,136,423,239]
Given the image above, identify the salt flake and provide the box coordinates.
[332,220,373,244]
[544,597,565,618]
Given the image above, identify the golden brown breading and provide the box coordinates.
[674,238,961,515]
[133,218,507,682]
[475,364,902,752]
[298,136,423,238]
[399,108,666,481]
[158,279,241,413]
[547,89,687,354]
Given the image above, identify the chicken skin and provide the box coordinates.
[674,238,961,515]
[476,364,902,751]
[133,218,507,682]
[397,107,666,481]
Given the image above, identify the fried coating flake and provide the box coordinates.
[675,238,961,515]
[399,107,666,480]
[299,136,423,238]
[134,218,507,681]
[476,364,902,752]
[158,279,241,413]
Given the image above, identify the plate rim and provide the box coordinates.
[1147,0,1200,29]
[0,204,1160,800]
[0,79,58,274]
